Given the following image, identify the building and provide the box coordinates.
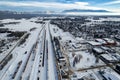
[95,39,107,45]
[103,38,116,46]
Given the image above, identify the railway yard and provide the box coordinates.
[0,16,120,80]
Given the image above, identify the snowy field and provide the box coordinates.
[0,17,45,80]
[0,18,42,31]
[69,51,105,70]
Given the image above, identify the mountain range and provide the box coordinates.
[62,9,110,13]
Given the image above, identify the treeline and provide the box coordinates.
[50,16,120,38]
[0,22,20,27]
[0,28,26,38]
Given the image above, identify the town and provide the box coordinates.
[0,16,120,80]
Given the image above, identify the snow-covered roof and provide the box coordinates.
[103,38,115,43]
[101,68,120,80]
[93,48,103,53]
[101,46,110,51]
[71,43,81,48]
[76,37,86,43]
[95,39,106,44]
[88,41,102,46]
[76,37,85,41]
[101,54,117,61]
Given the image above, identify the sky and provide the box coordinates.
[0,0,120,13]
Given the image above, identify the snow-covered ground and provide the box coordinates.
[69,51,104,69]
[0,18,42,31]
[46,21,58,80]
[49,23,104,69]
[0,27,43,80]
[49,19,120,80]
[1,17,120,80]
[0,18,45,80]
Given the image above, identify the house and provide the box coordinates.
[87,41,102,50]
[88,41,102,46]
[92,47,104,55]
[95,39,107,45]
[103,38,116,46]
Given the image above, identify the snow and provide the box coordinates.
[72,67,120,80]
[101,68,120,80]
[69,51,104,70]
[65,12,120,16]
[76,37,86,43]
[1,17,120,80]
[93,47,103,53]
[95,39,106,44]
[103,38,115,43]
[0,18,44,80]
[29,26,46,80]
[0,33,8,38]
[29,38,42,80]
[104,72,120,80]
[1,18,42,31]
[0,33,18,61]
[88,41,102,46]
[101,46,110,50]
[101,54,118,61]
[73,70,100,80]
[104,17,120,21]
[46,21,58,80]
[13,28,42,80]
[0,19,20,23]
[50,24,75,42]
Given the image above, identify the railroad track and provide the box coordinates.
[20,24,46,80]
[0,32,30,80]
[0,23,46,80]
[29,23,47,80]
[0,33,29,66]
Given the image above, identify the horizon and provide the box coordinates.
[0,0,120,15]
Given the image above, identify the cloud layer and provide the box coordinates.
[0,1,104,10]
[0,0,119,13]
[103,0,120,5]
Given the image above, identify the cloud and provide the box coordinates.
[103,0,120,5]
[0,1,104,10]
[65,12,120,15]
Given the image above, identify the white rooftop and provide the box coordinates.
[95,39,106,44]
[104,38,115,43]
[93,48,103,53]
[88,41,102,46]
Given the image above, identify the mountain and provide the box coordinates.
[0,11,62,19]
[63,9,110,13]
[0,11,42,19]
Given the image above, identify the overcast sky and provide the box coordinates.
[0,0,120,13]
